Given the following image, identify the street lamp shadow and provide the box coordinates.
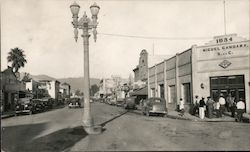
[98,111,128,127]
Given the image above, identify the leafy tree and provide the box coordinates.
[90,84,99,96]
[7,47,27,73]
[75,89,81,96]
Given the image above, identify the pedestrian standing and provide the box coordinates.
[227,94,236,117]
[219,93,226,116]
[206,96,215,119]
[179,98,185,116]
[199,97,206,119]
[226,93,235,112]
[214,100,221,118]
[235,98,245,122]
[231,100,236,118]
[192,95,199,116]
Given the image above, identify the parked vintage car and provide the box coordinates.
[108,98,117,105]
[124,96,137,110]
[15,98,44,115]
[39,98,53,110]
[141,97,167,117]
[15,102,34,115]
[31,99,46,113]
[68,98,82,108]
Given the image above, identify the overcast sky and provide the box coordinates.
[1,0,249,79]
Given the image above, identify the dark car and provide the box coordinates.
[15,102,34,115]
[32,100,46,113]
[68,98,82,108]
[124,97,137,110]
[141,97,167,117]
[40,98,53,110]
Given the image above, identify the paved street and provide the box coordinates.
[2,102,250,151]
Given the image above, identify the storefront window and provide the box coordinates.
[220,77,227,84]
[228,76,236,84]
[237,76,244,84]
[211,78,219,84]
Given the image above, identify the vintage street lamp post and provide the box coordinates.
[70,1,101,134]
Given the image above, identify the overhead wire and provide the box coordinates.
[98,32,213,40]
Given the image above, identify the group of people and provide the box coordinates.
[179,93,246,122]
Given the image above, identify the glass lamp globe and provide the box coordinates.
[90,2,100,16]
[70,1,80,16]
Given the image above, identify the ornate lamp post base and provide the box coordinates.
[84,125,103,134]
[82,115,102,134]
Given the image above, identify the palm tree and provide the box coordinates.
[7,47,27,73]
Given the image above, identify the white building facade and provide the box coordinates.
[149,34,250,113]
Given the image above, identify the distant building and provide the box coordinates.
[149,34,250,113]
[133,49,171,89]
[25,79,40,98]
[1,67,26,112]
[38,80,60,100]
[98,76,129,98]
[60,82,71,98]
[132,49,171,99]
[133,49,148,82]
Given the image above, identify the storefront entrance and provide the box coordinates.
[210,75,245,103]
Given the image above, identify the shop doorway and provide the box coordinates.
[169,85,176,103]
[159,84,164,99]
[182,83,191,104]
[210,75,245,105]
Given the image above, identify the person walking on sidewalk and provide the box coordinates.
[199,97,206,119]
[179,98,185,117]
[219,93,226,117]
[206,96,214,119]
[235,98,245,122]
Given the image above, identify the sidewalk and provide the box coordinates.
[1,111,15,119]
[166,110,249,122]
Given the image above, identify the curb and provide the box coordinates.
[166,114,192,121]
[166,114,242,122]
[1,114,15,119]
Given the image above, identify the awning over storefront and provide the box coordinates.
[130,87,148,96]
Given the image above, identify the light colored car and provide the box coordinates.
[107,98,116,105]
[116,99,125,107]
[141,97,167,117]
[68,98,81,108]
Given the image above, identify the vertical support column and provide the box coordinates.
[147,68,150,98]
[82,26,93,127]
[154,65,157,97]
[175,53,180,108]
[191,45,197,102]
[164,60,168,108]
